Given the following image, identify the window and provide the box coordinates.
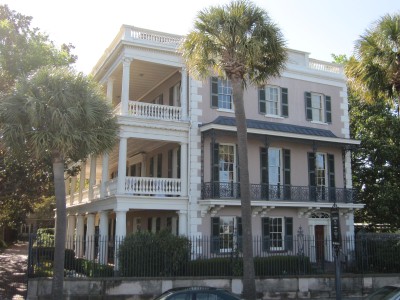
[259,86,288,117]
[305,92,332,123]
[308,152,335,201]
[211,77,233,110]
[211,216,242,253]
[262,217,293,252]
[218,144,236,183]
[268,148,281,186]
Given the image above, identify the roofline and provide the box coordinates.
[200,123,360,146]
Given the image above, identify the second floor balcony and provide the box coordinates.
[201,182,357,204]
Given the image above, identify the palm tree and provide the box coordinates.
[345,13,400,109]
[0,66,119,298]
[180,1,287,298]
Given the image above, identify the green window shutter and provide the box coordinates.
[260,147,268,199]
[236,144,240,183]
[211,77,219,108]
[236,217,242,251]
[259,88,266,114]
[328,154,336,202]
[281,88,289,117]
[211,142,220,198]
[262,217,270,252]
[283,149,291,199]
[308,152,316,201]
[284,217,293,251]
[325,95,332,124]
[211,217,220,253]
[305,92,312,120]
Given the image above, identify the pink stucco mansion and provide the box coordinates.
[64,25,362,263]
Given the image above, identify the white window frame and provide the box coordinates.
[316,152,328,201]
[268,148,282,186]
[217,78,234,112]
[265,85,281,117]
[311,93,325,123]
[218,144,237,183]
[218,216,237,253]
[269,217,284,251]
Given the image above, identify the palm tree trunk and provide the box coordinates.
[51,151,66,298]
[231,77,256,300]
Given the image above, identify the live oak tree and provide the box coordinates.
[0,66,119,298]
[180,1,287,298]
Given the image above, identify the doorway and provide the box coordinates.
[315,225,325,263]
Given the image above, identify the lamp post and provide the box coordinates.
[331,203,342,300]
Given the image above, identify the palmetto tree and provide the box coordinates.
[0,66,119,298]
[346,13,400,109]
[180,1,287,298]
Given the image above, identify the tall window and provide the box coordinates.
[259,86,288,117]
[269,217,284,251]
[311,93,324,122]
[268,148,281,186]
[211,77,233,110]
[219,144,236,183]
[211,216,242,253]
[305,92,332,123]
[262,217,293,252]
[316,153,327,200]
[266,86,280,115]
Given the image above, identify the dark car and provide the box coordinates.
[366,285,400,300]
[153,287,241,300]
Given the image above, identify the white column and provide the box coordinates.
[88,156,97,201]
[98,211,109,264]
[121,58,132,115]
[106,78,115,105]
[117,137,127,194]
[178,210,187,236]
[100,154,109,198]
[180,142,188,197]
[180,67,188,120]
[70,176,77,205]
[75,214,85,258]
[141,154,147,176]
[85,213,95,260]
[172,148,178,178]
[114,210,127,271]
[79,161,86,203]
[66,214,76,249]
[172,216,178,236]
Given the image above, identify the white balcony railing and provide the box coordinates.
[125,176,181,195]
[128,101,182,121]
[309,59,343,74]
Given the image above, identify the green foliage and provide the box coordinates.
[31,247,75,268]
[74,258,114,277]
[0,4,76,93]
[36,228,55,246]
[118,231,191,276]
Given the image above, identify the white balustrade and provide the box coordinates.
[309,59,343,74]
[128,101,182,121]
[125,177,181,195]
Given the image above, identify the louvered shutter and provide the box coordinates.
[305,92,312,120]
[211,217,220,253]
[284,217,293,251]
[308,152,316,201]
[262,217,270,252]
[211,142,220,198]
[325,95,332,124]
[211,77,219,108]
[328,154,336,202]
[260,147,269,199]
[259,88,266,114]
[283,149,291,199]
[236,217,242,251]
[281,88,289,117]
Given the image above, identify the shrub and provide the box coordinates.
[31,247,75,270]
[118,230,191,276]
[74,258,114,277]
[36,228,55,246]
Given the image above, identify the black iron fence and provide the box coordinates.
[201,182,357,203]
[27,231,400,278]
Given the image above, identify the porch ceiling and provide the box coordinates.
[111,60,178,101]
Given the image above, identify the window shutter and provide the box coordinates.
[305,92,312,120]
[236,217,242,251]
[211,217,220,253]
[284,217,293,251]
[260,147,269,199]
[236,144,240,198]
[308,152,316,201]
[281,88,289,117]
[211,77,219,108]
[328,154,336,202]
[211,142,220,198]
[259,88,266,114]
[283,149,291,200]
[325,95,332,124]
[262,217,270,252]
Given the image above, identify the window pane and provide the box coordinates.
[266,86,279,115]
[217,79,233,109]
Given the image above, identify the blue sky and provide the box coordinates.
[2,0,399,74]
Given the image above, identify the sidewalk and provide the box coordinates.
[0,242,28,300]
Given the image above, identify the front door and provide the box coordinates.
[315,225,325,263]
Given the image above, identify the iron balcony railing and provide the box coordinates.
[201,182,357,203]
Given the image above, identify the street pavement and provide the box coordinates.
[0,242,28,300]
